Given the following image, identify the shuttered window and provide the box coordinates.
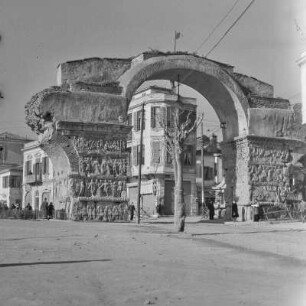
[127,113,133,126]
[42,157,49,174]
[166,107,175,128]
[2,176,9,188]
[132,146,137,166]
[183,145,194,166]
[135,109,145,131]
[10,176,21,188]
[137,145,145,165]
[151,141,161,164]
[151,106,160,128]
[26,160,32,175]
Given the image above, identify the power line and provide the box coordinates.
[195,0,241,53]
[172,0,255,91]
[205,0,256,57]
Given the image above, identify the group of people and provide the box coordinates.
[205,201,239,221]
[41,198,54,220]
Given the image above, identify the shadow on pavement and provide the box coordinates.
[0,259,111,268]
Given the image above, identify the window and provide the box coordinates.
[180,110,196,128]
[0,146,4,161]
[151,106,160,128]
[34,162,42,179]
[1,176,20,188]
[183,145,194,166]
[133,145,145,165]
[2,176,9,188]
[137,145,145,165]
[135,109,145,131]
[151,142,161,164]
[127,113,133,126]
[42,157,49,174]
[204,167,214,180]
[26,160,32,175]
[166,151,172,165]
[167,107,175,128]
[10,176,21,188]
[196,163,201,177]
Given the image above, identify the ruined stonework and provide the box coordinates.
[25,52,306,220]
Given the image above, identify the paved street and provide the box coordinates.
[0,218,305,306]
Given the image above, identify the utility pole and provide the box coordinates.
[136,103,145,224]
[200,120,205,213]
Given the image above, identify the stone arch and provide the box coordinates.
[118,54,249,141]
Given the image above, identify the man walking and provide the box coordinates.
[128,202,135,221]
[48,202,54,220]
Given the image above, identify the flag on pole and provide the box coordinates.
[175,31,181,40]
[174,31,182,52]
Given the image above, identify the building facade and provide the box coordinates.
[0,166,23,208]
[22,141,54,212]
[195,134,223,212]
[0,132,31,171]
[0,132,31,207]
[127,86,198,216]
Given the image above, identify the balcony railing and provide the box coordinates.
[24,174,42,185]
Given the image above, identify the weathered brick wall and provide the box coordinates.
[40,92,128,125]
[233,73,274,97]
[70,81,122,95]
[248,95,290,109]
[57,58,132,86]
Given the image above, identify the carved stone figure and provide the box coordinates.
[79,180,86,197]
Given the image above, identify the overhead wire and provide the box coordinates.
[195,0,241,53]
[205,0,255,57]
[174,0,256,88]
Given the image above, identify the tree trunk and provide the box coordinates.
[174,151,185,232]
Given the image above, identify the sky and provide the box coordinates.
[0,0,306,139]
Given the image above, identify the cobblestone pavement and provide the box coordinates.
[0,218,305,306]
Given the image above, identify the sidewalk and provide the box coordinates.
[141,215,306,262]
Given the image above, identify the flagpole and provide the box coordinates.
[174,31,177,52]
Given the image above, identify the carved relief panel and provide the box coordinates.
[248,138,292,204]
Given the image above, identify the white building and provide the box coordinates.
[195,134,223,212]
[127,86,198,216]
[22,141,54,212]
[0,166,23,208]
[0,132,31,207]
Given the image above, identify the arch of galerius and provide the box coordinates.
[25,51,306,221]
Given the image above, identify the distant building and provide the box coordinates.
[0,132,32,207]
[0,166,23,208]
[127,86,198,216]
[0,132,31,171]
[22,141,54,212]
[195,134,223,212]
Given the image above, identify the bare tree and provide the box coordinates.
[159,102,202,232]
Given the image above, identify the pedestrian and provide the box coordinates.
[128,202,135,221]
[207,201,215,220]
[26,203,32,211]
[232,201,239,222]
[48,202,54,220]
[252,202,260,222]
[42,198,49,219]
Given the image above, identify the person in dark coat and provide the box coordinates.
[48,202,54,220]
[128,202,135,221]
[232,201,239,222]
[207,201,215,220]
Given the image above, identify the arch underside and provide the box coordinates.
[146,69,247,141]
[119,56,249,141]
